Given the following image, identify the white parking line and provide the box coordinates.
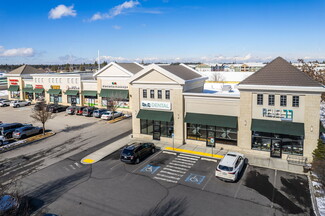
[153,176,178,184]
[156,173,180,180]
[160,170,184,177]
[177,155,199,161]
[169,162,192,169]
[166,165,189,171]
[174,158,197,164]
[202,173,214,191]
[163,168,186,174]
[170,160,194,166]
[179,154,200,159]
[74,162,82,168]
[69,164,76,170]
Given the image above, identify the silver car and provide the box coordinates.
[0,100,11,107]
[10,100,31,108]
[215,152,245,182]
[12,126,42,139]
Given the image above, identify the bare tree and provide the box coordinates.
[30,101,53,135]
[106,97,121,120]
[298,59,325,101]
[210,72,225,89]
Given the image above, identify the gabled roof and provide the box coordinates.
[93,62,144,77]
[8,65,43,75]
[239,57,323,87]
[116,63,144,74]
[129,64,206,85]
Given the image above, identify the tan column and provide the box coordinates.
[130,87,140,137]
[304,94,321,162]
[173,88,184,145]
[19,78,24,100]
[238,91,253,150]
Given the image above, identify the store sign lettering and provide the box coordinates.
[67,86,80,90]
[35,85,43,89]
[9,79,18,82]
[102,85,128,89]
[141,101,171,110]
[51,85,60,89]
[262,108,293,121]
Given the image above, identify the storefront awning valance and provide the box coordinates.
[137,109,173,122]
[320,121,325,133]
[251,119,304,136]
[65,90,79,96]
[47,89,62,95]
[33,88,44,94]
[22,88,33,93]
[99,89,129,100]
[82,90,97,97]
[8,85,19,92]
[184,113,238,129]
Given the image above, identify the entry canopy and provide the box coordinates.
[137,109,173,122]
[33,88,44,94]
[82,90,97,97]
[185,113,238,129]
[99,89,128,100]
[320,121,325,133]
[8,85,19,92]
[252,119,304,136]
[22,87,33,93]
[65,90,79,96]
[47,89,62,95]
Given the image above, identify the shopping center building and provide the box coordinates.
[129,57,325,161]
[5,57,325,160]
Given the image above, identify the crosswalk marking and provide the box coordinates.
[153,154,200,184]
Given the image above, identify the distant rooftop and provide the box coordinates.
[116,63,143,74]
[8,65,44,75]
[161,65,202,81]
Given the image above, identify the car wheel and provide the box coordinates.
[135,157,140,164]
[0,140,3,146]
[56,110,59,113]
[5,133,11,139]
[16,104,20,108]
[27,102,31,106]
[151,148,155,154]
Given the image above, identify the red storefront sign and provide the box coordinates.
[9,79,18,82]
[35,85,44,89]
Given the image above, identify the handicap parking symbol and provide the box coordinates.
[140,164,160,174]
[185,173,206,185]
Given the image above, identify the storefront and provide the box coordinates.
[23,84,34,100]
[99,89,129,108]
[65,90,80,105]
[137,110,174,140]
[34,85,45,101]
[8,85,20,99]
[48,89,62,104]
[82,91,98,106]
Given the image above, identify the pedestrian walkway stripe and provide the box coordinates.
[174,158,197,164]
[153,177,177,184]
[169,162,192,169]
[165,147,224,159]
[166,165,189,171]
[179,154,201,159]
[177,155,199,161]
[156,173,181,180]
[163,168,186,174]
[160,170,184,177]
[170,160,194,166]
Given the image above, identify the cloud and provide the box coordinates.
[90,0,140,21]
[48,5,77,19]
[112,25,122,30]
[0,46,35,57]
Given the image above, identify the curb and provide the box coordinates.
[308,174,320,216]
[0,132,56,153]
[163,148,220,162]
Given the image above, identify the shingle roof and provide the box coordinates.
[239,57,323,87]
[160,65,202,81]
[8,65,44,75]
[116,63,143,74]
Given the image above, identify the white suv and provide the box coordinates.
[215,152,245,182]
[10,100,31,108]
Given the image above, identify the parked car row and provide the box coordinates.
[0,122,42,145]
[0,99,31,108]
[65,106,123,120]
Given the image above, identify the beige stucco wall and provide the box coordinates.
[136,70,177,84]
[97,64,131,78]
[304,94,321,161]
[252,92,305,123]
[238,91,253,150]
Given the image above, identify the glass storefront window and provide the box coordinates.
[147,120,153,135]
[140,119,148,134]
[25,92,34,100]
[67,95,80,104]
[35,93,45,101]
[50,94,62,103]
[11,91,20,99]
[140,120,174,138]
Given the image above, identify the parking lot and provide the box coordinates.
[18,147,313,216]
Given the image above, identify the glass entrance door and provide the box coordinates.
[270,139,282,158]
[153,121,161,140]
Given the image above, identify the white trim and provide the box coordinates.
[238,84,325,93]
[133,62,145,69]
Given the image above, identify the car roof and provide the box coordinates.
[0,123,22,127]
[124,143,142,150]
[219,152,243,167]
[15,126,34,130]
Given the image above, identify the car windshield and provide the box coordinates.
[218,165,233,172]
[122,149,134,156]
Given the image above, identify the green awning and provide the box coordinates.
[137,109,173,122]
[33,88,44,94]
[252,119,304,136]
[65,90,79,96]
[8,85,19,91]
[320,121,325,133]
[47,89,62,95]
[99,89,129,100]
[22,88,33,93]
[184,113,238,129]
[82,90,97,97]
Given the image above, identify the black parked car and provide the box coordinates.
[120,142,156,164]
[0,123,31,139]
[75,106,87,115]
[82,106,97,117]
[48,105,69,113]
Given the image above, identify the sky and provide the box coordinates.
[0,0,324,64]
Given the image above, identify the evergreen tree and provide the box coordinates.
[313,139,325,160]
